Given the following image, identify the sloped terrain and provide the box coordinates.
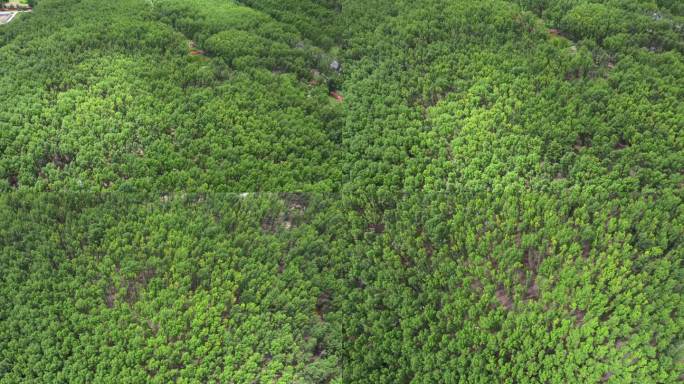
[0,1,682,383]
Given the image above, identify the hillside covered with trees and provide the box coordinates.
[0,0,682,383]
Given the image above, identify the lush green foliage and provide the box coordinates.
[0,193,341,383]
[1,0,682,383]
[0,0,343,192]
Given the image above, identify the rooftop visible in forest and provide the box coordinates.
[0,2,31,25]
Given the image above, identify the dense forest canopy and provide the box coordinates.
[0,0,682,383]
[0,0,344,192]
